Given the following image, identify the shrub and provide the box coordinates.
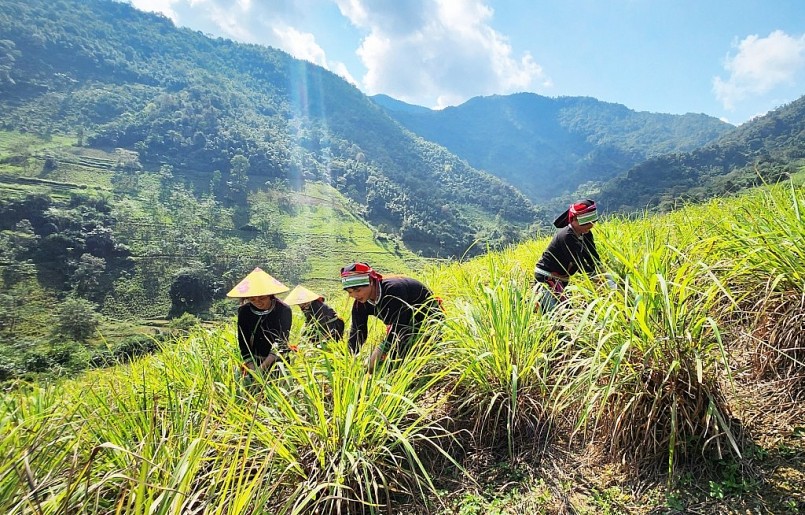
[558,235,743,478]
[112,334,160,362]
[168,312,200,332]
[168,266,213,317]
[446,267,564,457]
[53,296,101,342]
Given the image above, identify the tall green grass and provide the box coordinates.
[721,181,805,389]
[556,228,741,476]
[442,259,564,457]
[0,326,458,514]
[3,182,805,511]
[235,336,458,514]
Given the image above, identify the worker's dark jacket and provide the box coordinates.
[347,277,442,357]
[237,299,292,361]
[301,299,345,343]
[534,226,600,285]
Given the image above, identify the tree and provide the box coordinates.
[277,242,312,285]
[209,169,222,197]
[53,296,101,342]
[168,267,214,317]
[227,154,250,203]
[71,253,108,301]
[0,293,20,333]
[0,39,20,85]
[158,164,174,203]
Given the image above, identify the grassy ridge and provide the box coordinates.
[2,178,804,513]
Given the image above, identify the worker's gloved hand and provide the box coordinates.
[604,272,617,290]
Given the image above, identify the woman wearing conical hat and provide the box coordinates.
[227,267,292,373]
[284,285,345,347]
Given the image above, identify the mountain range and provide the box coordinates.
[0,0,537,257]
[371,92,735,203]
[1,0,803,256]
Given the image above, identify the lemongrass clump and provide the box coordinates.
[443,259,565,458]
[0,328,300,514]
[557,234,742,478]
[722,182,805,394]
[240,331,459,514]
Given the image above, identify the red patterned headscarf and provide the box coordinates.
[568,200,598,225]
[553,199,598,228]
[340,262,383,289]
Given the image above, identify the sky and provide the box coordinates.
[127,0,805,126]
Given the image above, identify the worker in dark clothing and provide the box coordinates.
[284,284,345,347]
[340,262,443,373]
[533,199,609,313]
[227,267,293,373]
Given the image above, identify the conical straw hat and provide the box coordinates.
[283,285,322,306]
[226,267,289,297]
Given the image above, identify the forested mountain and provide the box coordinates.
[597,95,805,212]
[0,0,542,257]
[373,92,733,201]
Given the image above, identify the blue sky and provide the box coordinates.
[128,0,805,126]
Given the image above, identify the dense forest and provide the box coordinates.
[376,91,805,215]
[0,129,439,380]
[374,92,734,202]
[598,95,805,211]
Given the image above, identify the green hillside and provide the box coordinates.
[374,92,733,202]
[0,129,424,380]
[0,0,542,257]
[1,181,803,513]
[598,94,805,212]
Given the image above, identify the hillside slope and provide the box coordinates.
[0,0,542,257]
[0,131,421,314]
[597,94,805,212]
[2,180,804,513]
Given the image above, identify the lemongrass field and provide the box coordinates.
[2,181,804,514]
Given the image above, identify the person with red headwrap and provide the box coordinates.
[532,199,603,314]
[340,262,443,373]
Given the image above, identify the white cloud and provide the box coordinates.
[271,24,356,84]
[713,30,805,111]
[273,25,328,67]
[130,0,258,41]
[130,0,180,21]
[128,0,351,73]
[336,0,550,108]
[332,62,359,86]
[204,2,258,43]
[156,2,366,103]
[129,0,548,108]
